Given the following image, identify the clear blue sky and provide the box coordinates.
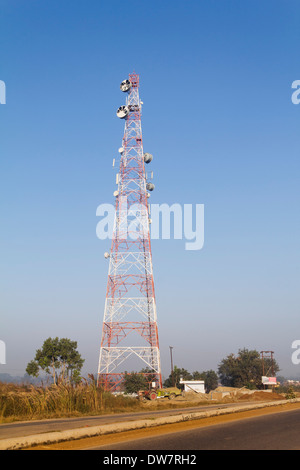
[0,0,299,380]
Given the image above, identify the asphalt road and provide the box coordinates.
[86,408,300,450]
[0,402,250,440]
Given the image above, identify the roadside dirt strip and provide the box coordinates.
[1,398,300,450]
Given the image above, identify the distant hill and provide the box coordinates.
[0,373,45,385]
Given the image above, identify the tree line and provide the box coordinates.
[167,349,279,392]
[26,339,280,393]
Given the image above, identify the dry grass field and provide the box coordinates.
[0,380,140,423]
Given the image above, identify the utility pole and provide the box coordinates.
[169,346,174,386]
[261,351,275,376]
[260,350,275,390]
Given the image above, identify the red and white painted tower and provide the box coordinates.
[97,73,162,392]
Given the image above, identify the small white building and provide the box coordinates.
[180,379,205,394]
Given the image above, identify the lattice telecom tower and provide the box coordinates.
[97,73,162,392]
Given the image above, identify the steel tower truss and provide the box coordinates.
[97,73,162,392]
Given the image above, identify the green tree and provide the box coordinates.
[163,366,192,388]
[192,370,218,393]
[123,367,161,393]
[58,338,84,381]
[25,360,39,378]
[123,372,147,394]
[218,348,279,389]
[26,337,84,385]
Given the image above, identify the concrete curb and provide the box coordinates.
[1,398,299,450]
